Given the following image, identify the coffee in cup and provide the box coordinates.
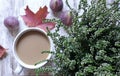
[13,28,52,69]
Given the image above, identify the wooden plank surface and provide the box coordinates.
[0,0,77,76]
[0,0,115,76]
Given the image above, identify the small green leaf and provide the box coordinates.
[115,41,120,47]
[84,65,96,73]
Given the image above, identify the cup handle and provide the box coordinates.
[14,63,23,74]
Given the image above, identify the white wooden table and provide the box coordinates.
[0,0,79,76]
[0,0,116,75]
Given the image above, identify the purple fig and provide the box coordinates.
[4,16,19,30]
[50,0,63,12]
[59,11,73,26]
[4,16,19,36]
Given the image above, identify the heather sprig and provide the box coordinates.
[36,0,120,76]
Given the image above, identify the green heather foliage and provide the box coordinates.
[36,0,120,76]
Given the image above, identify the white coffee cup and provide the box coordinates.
[13,27,53,71]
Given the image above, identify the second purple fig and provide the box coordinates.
[50,0,63,12]
[59,11,73,26]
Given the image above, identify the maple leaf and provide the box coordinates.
[21,6,56,31]
[0,45,6,59]
[21,6,48,27]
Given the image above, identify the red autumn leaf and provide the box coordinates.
[21,5,56,31]
[35,6,48,22]
[0,45,6,58]
[37,22,56,32]
[21,6,48,27]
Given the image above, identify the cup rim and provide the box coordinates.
[13,27,53,69]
